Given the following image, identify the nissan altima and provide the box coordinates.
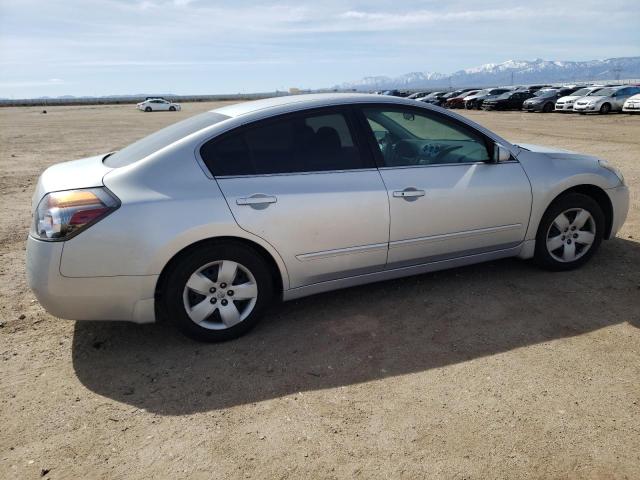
[27,94,629,341]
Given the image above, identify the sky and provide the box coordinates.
[0,0,639,98]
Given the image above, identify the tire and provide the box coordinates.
[543,102,553,113]
[144,107,152,112]
[599,103,611,114]
[169,106,176,111]
[161,242,274,342]
[534,193,605,271]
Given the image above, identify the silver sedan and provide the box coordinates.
[27,94,629,341]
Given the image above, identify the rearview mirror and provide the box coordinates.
[493,143,511,163]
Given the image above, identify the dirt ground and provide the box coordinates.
[1,102,639,479]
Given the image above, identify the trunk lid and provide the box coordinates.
[32,154,113,210]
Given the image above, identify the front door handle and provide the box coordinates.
[393,188,426,200]
[236,194,277,206]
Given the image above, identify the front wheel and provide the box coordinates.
[599,103,611,114]
[543,102,554,113]
[534,193,604,271]
[144,106,152,112]
[169,106,176,111]
[161,242,274,342]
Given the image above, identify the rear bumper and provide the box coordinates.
[26,236,157,323]
[607,185,630,239]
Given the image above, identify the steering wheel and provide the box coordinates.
[429,144,464,164]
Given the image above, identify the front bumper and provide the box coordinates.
[554,103,575,112]
[622,104,640,113]
[26,236,157,323]
[573,103,597,112]
[606,185,630,239]
[522,103,543,112]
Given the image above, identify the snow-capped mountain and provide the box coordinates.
[338,57,640,90]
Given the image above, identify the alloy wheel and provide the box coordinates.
[545,208,596,263]
[182,260,258,330]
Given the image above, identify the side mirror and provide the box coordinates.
[493,143,511,163]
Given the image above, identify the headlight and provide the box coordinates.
[598,159,625,185]
[32,188,120,241]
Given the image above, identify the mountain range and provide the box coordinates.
[338,57,640,91]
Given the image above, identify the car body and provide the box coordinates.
[137,98,182,112]
[554,86,604,112]
[445,90,480,109]
[482,90,535,110]
[424,89,475,107]
[522,87,581,113]
[573,86,640,114]
[622,93,640,113]
[416,91,446,103]
[27,93,629,341]
[464,88,512,109]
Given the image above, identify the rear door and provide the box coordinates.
[200,107,390,288]
[356,104,532,268]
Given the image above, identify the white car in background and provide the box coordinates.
[554,86,603,112]
[137,98,181,112]
[573,86,640,114]
[622,93,640,114]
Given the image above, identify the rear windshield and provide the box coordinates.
[104,111,230,167]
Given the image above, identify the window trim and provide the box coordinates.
[352,103,500,169]
[197,105,377,178]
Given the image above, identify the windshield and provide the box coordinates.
[497,92,512,99]
[570,88,592,97]
[592,87,616,97]
[104,112,230,167]
[534,89,558,97]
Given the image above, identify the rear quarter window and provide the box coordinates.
[104,112,230,168]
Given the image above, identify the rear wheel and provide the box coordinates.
[534,193,604,271]
[162,242,274,342]
[599,103,611,114]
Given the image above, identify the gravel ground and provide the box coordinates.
[1,102,639,479]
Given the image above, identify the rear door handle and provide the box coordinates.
[393,188,426,199]
[236,194,277,206]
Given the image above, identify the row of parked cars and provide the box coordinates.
[384,85,640,114]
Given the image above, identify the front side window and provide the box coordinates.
[201,110,369,176]
[361,107,491,167]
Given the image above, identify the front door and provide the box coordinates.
[357,105,532,268]
[200,107,390,288]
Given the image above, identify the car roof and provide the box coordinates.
[212,93,421,118]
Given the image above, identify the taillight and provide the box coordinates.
[32,187,120,241]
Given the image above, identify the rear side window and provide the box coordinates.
[200,110,371,176]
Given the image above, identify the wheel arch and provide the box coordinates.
[154,236,286,322]
[544,184,613,239]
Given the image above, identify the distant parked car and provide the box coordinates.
[573,86,640,114]
[482,91,534,111]
[555,86,604,112]
[522,87,581,113]
[416,91,446,103]
[137,99,182,112]
[382,90,402,97]
[519,85,551,93]
[464,88,512,109]
[407,91,429,99]
[445,90,480,109]
[427,89,475,107]
[622,93,640,113]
